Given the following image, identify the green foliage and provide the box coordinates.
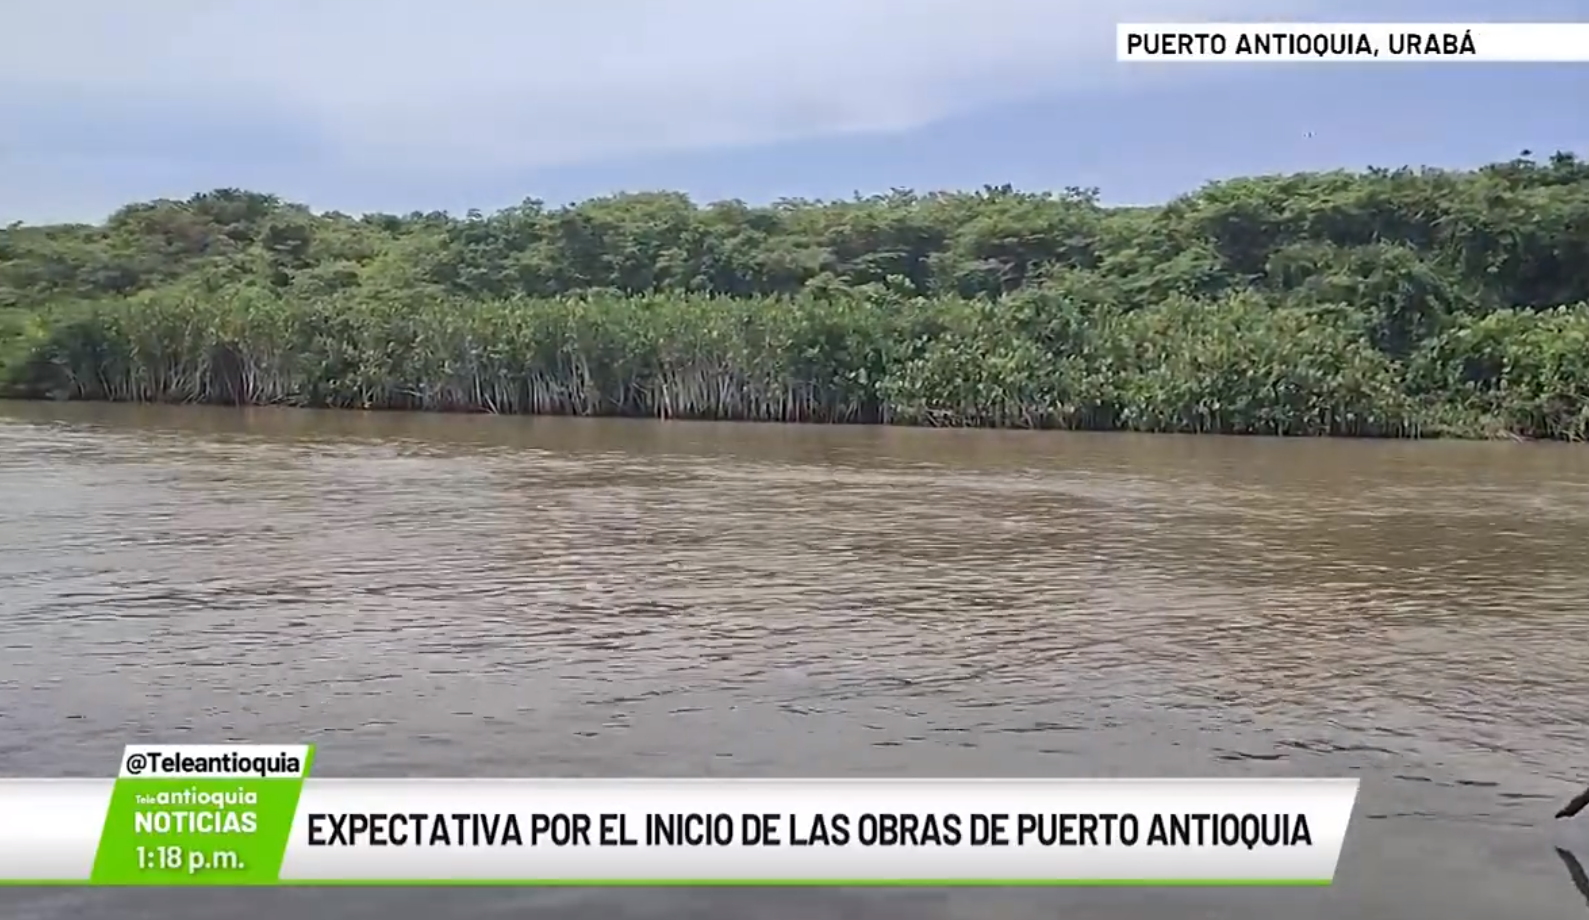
[3,153,1588,439]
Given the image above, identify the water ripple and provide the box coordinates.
[2,403,1588,919]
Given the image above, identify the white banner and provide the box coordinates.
[1116,23,1589,62]
[0,777,1359,884]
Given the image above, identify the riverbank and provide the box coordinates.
[2,288,1583,439]
[2,155,1587,439]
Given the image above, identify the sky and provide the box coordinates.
[1,0,1586,224]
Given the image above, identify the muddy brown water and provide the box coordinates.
[2,401,1588,919]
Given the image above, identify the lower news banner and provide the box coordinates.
[277,777,1357,884]
[0,745,1359,885]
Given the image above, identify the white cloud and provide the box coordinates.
[0,0,1313,178]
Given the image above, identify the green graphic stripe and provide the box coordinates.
[89,747,315,886]
[5,878,1333,888]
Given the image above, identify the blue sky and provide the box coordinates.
[1,0,1586,224]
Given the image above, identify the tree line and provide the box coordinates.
[2,151,1587,438]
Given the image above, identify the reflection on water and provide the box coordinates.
[1558,848,1589,911]
[1,401,1588,919]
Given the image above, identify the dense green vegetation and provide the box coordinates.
[4,151,1588,438]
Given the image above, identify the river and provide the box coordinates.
[2,401,1588,918]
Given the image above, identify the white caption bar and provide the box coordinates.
[0,781,114,881]
[0,778,1359,883]
[1117,23,1589,62]
[280,779,1355,882]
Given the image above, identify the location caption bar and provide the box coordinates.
[1117,22,1589,62]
